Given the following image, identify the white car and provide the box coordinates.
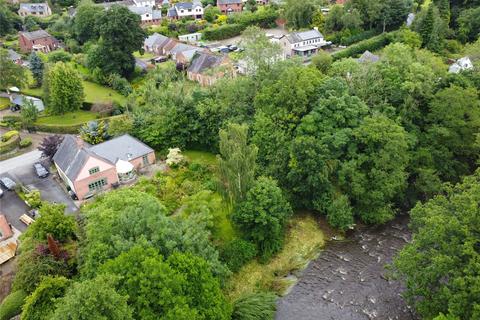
[0,177,16,190]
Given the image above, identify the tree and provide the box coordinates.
[108,114,133,137]
[79,120,109,144]
[346,0,382,29]
[24,202,77,242]
[284,0,315,29]
[380,0,411,32]
[0,49,25,89]
[324,5,344,32]
[99,246,231,320]
[240,26,282,75]
[45,62,84,115]
[217,123,258,207]
[21,98,39,129]
[457,6,480,43]
[88,5,146,77]
[38,135,64,159]
[415,4,446,51]
[232,177,292,261]
[245,0,257,12]
[24,16,39,31]
[204,6,221,23]
[311,51,332,74]
[393,170,480,319]
[73,0,102,43]
[29,51,44,86]
[21,276,70,320]
[51,276,133,320]
[0,2,21,36]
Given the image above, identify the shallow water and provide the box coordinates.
[276,215,416,320]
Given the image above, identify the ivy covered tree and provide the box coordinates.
[393,170,480,319]
[233,177,292,261]
[45,62,84,115]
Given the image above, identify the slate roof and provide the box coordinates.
[170,42,198,54]
[217,0,242,4]
[89,134,154,163]
[285,29,324,44]
[8,49,21,62]
[144,33,169,47]
[19,3,49,13]
[21,30,52,41]
[357,50,380,63]
[449,56,474,73]
[53,135,91,181]
[188,52,225,74]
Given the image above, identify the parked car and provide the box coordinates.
[228,44,238,51]
[0,177,16,190]
[218,46,230,54]
[151,56,167,64]
[68,190,78,200]
[33,163,49,178]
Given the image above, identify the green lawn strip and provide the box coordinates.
[133,51,155,59]
[21,87,43,97]
[184,150,218,166]
[35,110,99,125]
[0,97,10,110]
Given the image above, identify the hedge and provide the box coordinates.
[0,290,27,320]
[1,130,19,142]
[0,134,20,154]
[331,33,391,61]
[339,29,380,46]
[203,24,245,41]
[2,115,21,123]
[33,114,125,134]
[20,137,32,148]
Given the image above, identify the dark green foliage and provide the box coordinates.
[0,2,21,36]
[29,52,44,86]
[21,276,70,320]
[51,276,133,320]
[331,33,390,60]
[47,50,73,63]
[24,202,77,242]
[202,24,245,41]
[233,177,292,261]
[284,0,315,29]
[73,0,102,43]
[220,239,257,272]
[0,290,27,320]
[457,6,480,43]
[414,4,447,51]
[0,49,25,89]
[232,292,277,320]
[393,170,480,319]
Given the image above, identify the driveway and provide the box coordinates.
[0,150,78,215]
[0,187,28,232]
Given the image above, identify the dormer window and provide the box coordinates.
[89,167,100,175]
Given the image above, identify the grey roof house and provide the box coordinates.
[357,50,380,64]
[18,2,51,17]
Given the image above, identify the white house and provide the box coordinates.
[167,1,203,19]
[449,56,474,73]
[280,28,330,59]
[178,32,202,43]
[128,5,162,25]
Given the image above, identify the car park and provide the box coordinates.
[0,177,16,190]
[33,163,49,178]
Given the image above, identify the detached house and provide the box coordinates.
[18,3,51,17]
[19,30,58,53]
[128,6,162,25]
[280,28,330,59]
[187,52,236,86]
[217,0,243,14]
[449,56,474,73]
[167,2,204,19]
[53,134,155,200]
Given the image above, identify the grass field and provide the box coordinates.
[35,110,98,125]
[225,213,326,302]
[22,81,126,105]
[184,150,218,165]
[0,98,10,111]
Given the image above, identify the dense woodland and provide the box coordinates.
[0,0,479,319]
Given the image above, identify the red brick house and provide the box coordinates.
[187,52,236,86]
[217,0,243,14]
[18,30,58,53]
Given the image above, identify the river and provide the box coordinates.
[276,214,417,320]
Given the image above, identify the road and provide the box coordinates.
[0,150,42,175]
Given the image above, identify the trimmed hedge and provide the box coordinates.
[203,24,245,41]
[0,134,20,154]
[1,130,19,142]
[0,290,27,320]
[2,115,21,123]
[20,137,32,148]
[339,29,380,46]
[332,33,391,61]
[33,114,125,134]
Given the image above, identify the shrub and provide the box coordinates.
[2,115,21,123]
[220,239,257,272]
[47,50,73,63]
[339,29,379,46]
[25,190,42,208]
[1,130,19,142]
[19,137,33,148]
[0,134,20,154]
[203,24,245,40]
[232,292,277,320]
[107,74,132,97]
[0,290,28,320]
[332,33,391,61]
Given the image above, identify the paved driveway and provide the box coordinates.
[0,151,77,216]
[0,187,28,232]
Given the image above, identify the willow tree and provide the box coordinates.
[217,123,257,207]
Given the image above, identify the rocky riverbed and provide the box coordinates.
[276,215,417,320]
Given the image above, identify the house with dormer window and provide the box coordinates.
[167,1,203,19]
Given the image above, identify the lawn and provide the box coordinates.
[134,51,155,59]
[0,98,10,111]
[225,213,326,302]
[22,81,126,105]
[35,110,98,125]
[184,150,218,166]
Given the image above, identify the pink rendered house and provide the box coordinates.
[53,134,156,200]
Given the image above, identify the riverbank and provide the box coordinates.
[225,212,333,302]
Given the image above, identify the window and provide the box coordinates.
[142,155,149,166]
[89,167,100,175]
[88,178,107,192]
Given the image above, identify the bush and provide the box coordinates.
[2,115,22,123]
[0,134,20,154]
[332,33,391,61]
[0,290,28,320]
[34,115,124,134]
[339,29,379,46]
[1,130,19,142]
[107,74,132,97]
[232,292,277,320]
[203,24,245,40]
[47,50,73,63]
[220,239,257,272]
[20,137,33,148]
[227,9,278,28]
